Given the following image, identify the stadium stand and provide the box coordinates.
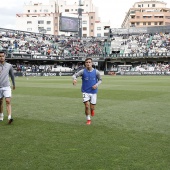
[0,27,170,74]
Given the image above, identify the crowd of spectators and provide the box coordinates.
[12,62,83,73]
[132,63,170,72]
[111,32,170,56]
[14,62,170,73]
[110,62,170,72]
[1,29,170,57]
[0,30,104,57]
[0,28,170,73]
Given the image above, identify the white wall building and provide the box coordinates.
[95,21,111,37]
[16,0,58,34]
[16,0,111,37]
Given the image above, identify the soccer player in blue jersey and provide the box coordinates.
[0,50,15,124]
[72,57,102,125]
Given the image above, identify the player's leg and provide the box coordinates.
[4,87,13,124]
[5,97,12,119]
[0,97,4,121]
[83,93,91,125]
[90,94,97,116]
[90,104,95,116]
[84,101,90,116]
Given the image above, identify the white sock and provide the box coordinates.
[86,115,91,120]
[8,115,11,120]
[0,113,4,120]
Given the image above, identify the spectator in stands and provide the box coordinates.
[72,57,102,125]
[0,50,15,124]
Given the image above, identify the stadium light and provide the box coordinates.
[78,0,83,39]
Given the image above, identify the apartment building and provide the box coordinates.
[16,0,57,34]
[121,0,170,28]
[16,0,110,37]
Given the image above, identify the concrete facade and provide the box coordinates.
[16,0,110,37]
[121,0,170,28]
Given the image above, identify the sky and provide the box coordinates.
[0,0,170,29]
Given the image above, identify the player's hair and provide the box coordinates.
[85,57,92,62]
[0,50,6,54]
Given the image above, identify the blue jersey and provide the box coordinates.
[81,69,98,94]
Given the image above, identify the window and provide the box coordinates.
[154,22,158,25]
[148,22,151,25]
[91,16,93,19]
[165,22,170,25]
[138,5,141,7]
[97,27,101,30]
[143,22,146,25]
[83,34,87,37]
[104,33,108,36]
[130,23,135,27]
[136,22,140,25]
[165,16,170,19]
[83,27,87,30]
[47,21,51,24]
[91,29,93,32]
[152,4,155,7]
[44,9,48,12]
[28,10,30,13]
[91,23,93,25]
[27,21,32,24]
[33,10,37,12]
[82,21,87,24]
[38,20,44,24]
[97,33,101,37]
[27,28,32,31]
[143,16,152,19]
[159,22,163,25]
[47,27,51,31]
[38,27,44,31]
[136,16,140,18]
[65,9,69,12]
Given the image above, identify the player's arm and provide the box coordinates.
[72,69,84,86]
[92,70,102,89]
[9,65,15,90]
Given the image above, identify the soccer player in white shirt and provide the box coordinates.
[0,50,15,124]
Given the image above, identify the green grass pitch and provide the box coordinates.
[0,75,170,170]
